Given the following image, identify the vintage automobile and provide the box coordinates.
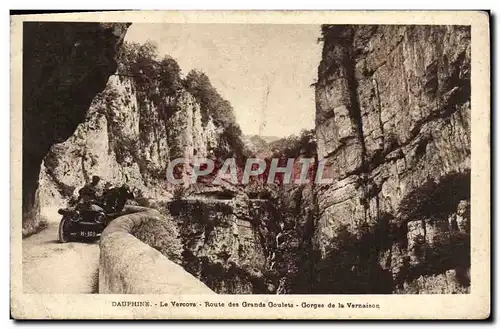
[57,185,134,243]
[58,205,107,242]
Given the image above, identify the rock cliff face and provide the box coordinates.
[314,25,471,293]
[34,37,268,294]
[22,22,130,234]
[168,197,278,293]
[28,23,472,295]
[38,74,223,209]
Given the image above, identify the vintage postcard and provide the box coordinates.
[10,10,490,320]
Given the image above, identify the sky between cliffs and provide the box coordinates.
[125,23,322,137]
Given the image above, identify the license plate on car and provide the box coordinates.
[79,231,99,237]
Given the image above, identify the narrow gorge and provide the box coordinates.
[24,23,471,295]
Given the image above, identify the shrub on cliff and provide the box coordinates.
[117,41,182,98]
[269,129,317,159]
[132,215,183,264]
[118,41,158,86]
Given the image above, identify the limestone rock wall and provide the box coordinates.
[38,74,224,210]
[314,25,471,293]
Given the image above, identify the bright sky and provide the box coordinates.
[125,23,322,137]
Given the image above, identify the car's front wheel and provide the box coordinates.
[58,216,72,243]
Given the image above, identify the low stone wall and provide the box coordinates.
[98,206,215,294]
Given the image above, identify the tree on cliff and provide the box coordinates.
[158,56,182,95]
[117,41,182,97]
[117,41,249,162]
[183,70,237,127]
[118,41,158,85]
[269,129,316,159]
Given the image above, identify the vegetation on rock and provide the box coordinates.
[118,41,182,98]
[269,129,317,159]
[116,41,249,162]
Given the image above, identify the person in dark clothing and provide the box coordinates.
[76,175,104,212]
[99,183,134,213]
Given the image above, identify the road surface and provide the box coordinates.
[22,209,100,294]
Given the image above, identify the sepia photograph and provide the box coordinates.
[10,10,490,319]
